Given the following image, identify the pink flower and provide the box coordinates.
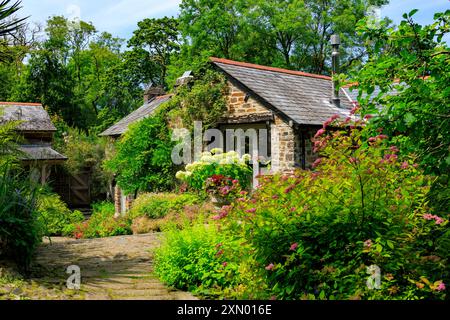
[364,239,373,248]
[240,191,247,195]
[423,214,435,220]
[314,128,326,138]
[246,208,256,213]
[284,185,295,194]
[349,157,358,164]
[312,158,323,168]
[222,262,228,267]
[377,134,388,140]
[290,207,296,212]
[212,215,221,220]
[436,282,446,291]
[272,195,279,200]
[350,106,359,115]
[237,197,246,202]
[232,179,239,184]
[435,217,444,225]
[331,114,339,121]
[265,263,274,271]
[368,137,377,143]
[364,114,373,120]
[216,249,224,256]
[289,243,298,251]
[401,161,409,169]
[390,146,399,153]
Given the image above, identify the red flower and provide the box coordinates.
[289,243,298,251]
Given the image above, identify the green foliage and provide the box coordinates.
[178,0,390,74]
[105,115,175,195]
[36,191,85,236]
[53,123,113,200]
[154,222,242,297]
[165,68,228,130]
[72,202,131,239]
[0,0,27,62]
[0,115,21,167]
[353,10,450,213]
[156,120,448,300]
[128,192,201,220]
[128,17,180,87]
[0,166,41,271]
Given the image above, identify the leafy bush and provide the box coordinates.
[73,202,131,239]
[156,117,448,300]
[105,115,175,195]
[128,192,201,220]
[176,149,252,196]
[220,118,448,300]
[0,166,42,271]
[154,222,242,298]
[131,202,215,234]
[37,191,85,236]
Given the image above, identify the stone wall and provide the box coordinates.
[226,82,272,116]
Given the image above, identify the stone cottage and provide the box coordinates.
[209,57,355,173]
[0,102,67,184]
[101,36,358,214]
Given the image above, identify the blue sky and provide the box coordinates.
[20,0,450,41]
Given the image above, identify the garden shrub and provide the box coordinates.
[73,202,131,239]
[104,115,175,195]
[128,193,202,220]
[220,117,448,300]
[0,166,42,271]
[131,202,216,234]
[37,191,85,236]
[156,116,448,300]
[176,149,252,198]
[154,222,243,298]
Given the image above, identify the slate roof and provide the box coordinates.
[100,95,172,137]
[18,144,67,162]
[0,102,57,132]
[211,58,355,126]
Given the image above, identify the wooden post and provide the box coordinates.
[40,164,47,186]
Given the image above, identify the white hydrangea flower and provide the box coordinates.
[175,171,185,180]
[241,154,252,162]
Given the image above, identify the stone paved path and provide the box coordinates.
[28,233,197,300]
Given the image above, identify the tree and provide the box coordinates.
[353,9,450,213]
[178,0,390,74]
[128,17,180,88]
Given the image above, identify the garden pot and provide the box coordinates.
[210,195,230,208]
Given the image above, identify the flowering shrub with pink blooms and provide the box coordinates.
[218,118,448,300]
[155,118,448,300]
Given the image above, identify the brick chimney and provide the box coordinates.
[175,71,193,88]
[143,85,165,104]
[331,34,341,108]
